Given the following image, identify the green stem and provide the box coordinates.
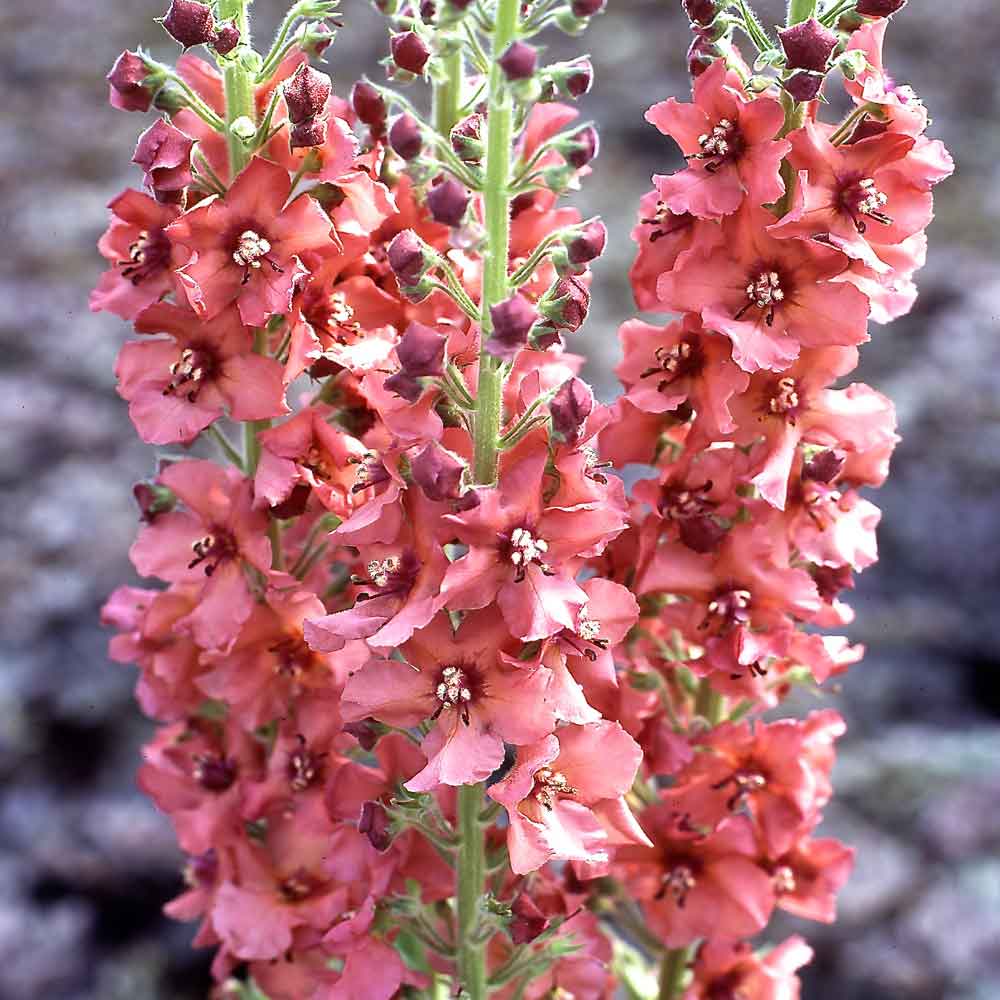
[219,0,255,178]
[658,946,691,999]
[472,0,519,486]
[787,0,818,23]
[433,49,464,137]
[243,329,270,474]
[456,783,488,1000]
[695,678,726,726]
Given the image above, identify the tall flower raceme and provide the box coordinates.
[94,0,949,997]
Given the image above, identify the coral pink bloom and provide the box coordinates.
[789,479,883,573]
[116,302,288,444]
[341,610,558,791]
[616,315,749,442]
[138,717,265,855]
[685,936,813,1000]
[304,486,451,652]
[617,808,775,948]
[769,121,932,272]
[90,189,181,319]
[646,59,790,220]
[438,449,627,640]
[769,836,854,923]
[658,204,871,372]
[128,460,272,650]
[255,407,368,516]
[728,345,897,509]
[665,714,842,858]
[169,157,337,326]
[488,721,650,875]
[102,584,204,720]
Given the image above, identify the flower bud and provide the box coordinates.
[107,51,160,112]
[784,69,824,102]
[510,893,549,945]
[132,119,196,202]
[284,63,332,123]
[550,377,593,444]
[561,124,600,169]
[391,30,431,75]
[679,516,727,553]
[682,0,721,25]
[686,33,719,77]
[358,801,392,852]
[395,322,447,377]
[539,276,590,332]
[133,481,176,522]
[803,449,845,484]
[352,80,387,137]
[426,176,470,227]
[212,21,240,54]
[486,293,539,361]
[543,57,594,100]
[555,220,607,275]
[779,18,837,72]
[571,0,606,16]
[301,22,336,58]
[290,116,329,149]
[389,113,424,160]
[161,0,216,48]
[856,0,907,15]
[388,230,437,293]
[343,719,379,751]
[451,113,484,163]
[411,442,466,501]
[499,41,538,81]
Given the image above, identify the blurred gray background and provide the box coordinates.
[1,0,998,997]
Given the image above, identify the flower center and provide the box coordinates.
[192,753,236,792]
[232,229,272,268]
[704,588,752,632]
[712,769,768,810]
[576,605,601,643]
[640,335,704,391]
[368,557,401,590]
[188,532,237,576]
[690,118,742,171]
[279,870,319,902]
[435,665,473,711]
[351,452,391,493]
[164,346,215,401]
[847,176,892,233]
[737,270,785,326]
[509,527,551,581]
[269,636,316,679]
[773,864,797,895]
[768,376,800,417]
[640,201,695,243]
[661,864,696,907]
[288,737,325,792]
[119,228,171,285]
[533,767,578,810]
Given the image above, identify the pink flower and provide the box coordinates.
[659,203,872,372]
[90,189,182,319]
[685,936,813,1000]
[769,836,854,923]
[646,60,790,220]
[488,721,650,874]
[115,302,288,444]
[128,460,272,650]
[438,447,627,640]
[341,609,558,791]
[168,157,338,326]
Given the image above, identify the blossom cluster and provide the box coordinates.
[93,0,950,997]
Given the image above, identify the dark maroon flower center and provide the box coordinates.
[227,224,284,284]
[287,736,326,791]
[119,227,171,285]
[838,173,893,234]
[686,117,746,172]
[302,284,362,343]
[163,343,218,402]
[641,333,705,390]
[193,752,237,791]
[188,529,237,576]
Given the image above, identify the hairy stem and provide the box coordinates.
[219,0,255,177]
[433,49,464,137]
[456,783,488,999]
[658,946,691,999]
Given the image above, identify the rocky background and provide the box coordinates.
[1,0,998,997]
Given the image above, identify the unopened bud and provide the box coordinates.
[388,230,436,291]
[486,293,539,361]
[284,63,332,122]
[571,0,606,16]
[389,113,424,160]
[391,30,431,75]
[411,442,466,501]
[107,51,160,112]
[499,41,538,81]
[426,176,470,226]
[679,516,726,553]
[540,276,590,332]
[856,0,907,15]
[358,801,392,852]
[352,80,387,137]
[161,0,216,48]
[561,124,599,169]
[686,33,719,77]
[133,481,176,522]
[290,116,329,149]
[451,113,484,162]
[779,18,837,72]
[803,449,845,484]
[301,22,336,58]
[212,21,240,54]
[133,119,195,202]
[543,57,594,100]
[395,322,447,376]
[510,893,549,945]
[784,70,824,102]
[343,719,379,751]
[555,219,607,275]
[682,0,721,25]
[550,377,594,444]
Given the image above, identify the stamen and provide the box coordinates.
[509,527,552,579]
[773,865,797,895]
[232,230,272,269]
[660,865,696,907]
[768,376,800,417]
[435,665,473,710]
[852,176,892,231]
[737,270,785,325]
[533,767,577,810]
[367,557,401,589]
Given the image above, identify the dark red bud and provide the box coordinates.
[499,41,538,81]
[541,276,590,332]
[779,18,838,72]
[426,176,470,226]
[290,116,329,149]
[107,51,157,112]
[388,230,433,286]
[133,119,196,198]
[420,0,437,20]
[185,849,218,888]
[162,0,216,48]
[411,442,466,501]
[358,801,392,852]
[813,564,854,602]
[679,516,727,553]
[133,481,176,522]
[351,80,387,133]
[270,483,312,519]
[565,125,599,169]
[486,294,539,361]
[343,720,379,751]
[395,321,447,377]
[564,57,594,97]
[389,113,424,160]
[856,0,906,15]
[447,0,475,8]
[784,69,824,102]
[510,893,549,945]
[302,23,335,58]
[194,754,236,791]
[391,30,431,74]
[571,0,606,16]
[285,63,332,123]
[451,113,484,162]
[803,449,845,484]
[686,34,719,78]
[212,21,240,54]
[550,377,594,444]
[682,0,720,25]
[567,219,607,266]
